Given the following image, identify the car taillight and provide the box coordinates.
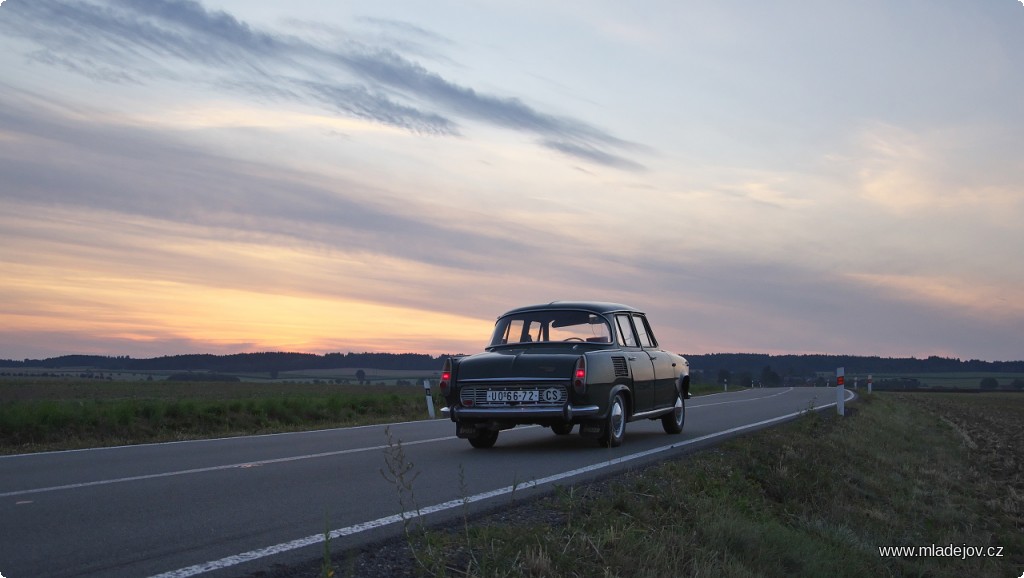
[439,358,452,395]
[573,355,586,394]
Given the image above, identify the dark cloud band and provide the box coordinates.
[1,0,645,169]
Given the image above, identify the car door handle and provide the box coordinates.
[628,356,637,361]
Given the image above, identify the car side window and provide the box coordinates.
[633,315,656,348]
[502,319,521,343]
[527,320,543,342]
[615,314,637,347]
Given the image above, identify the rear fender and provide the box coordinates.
[609,384,632,420]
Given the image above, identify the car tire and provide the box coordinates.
[661,391,685,434]
[468,430,498,449]
[551,423,574,435]
[599,393,626,448]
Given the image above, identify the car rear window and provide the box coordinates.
[490,310,612,346]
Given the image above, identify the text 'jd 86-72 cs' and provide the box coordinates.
[440,302,690,449]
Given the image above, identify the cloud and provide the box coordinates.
[0,94,623,321]
[625,251,1024,362]
[0,0,644,168]
[542,140,646,172]
[851,122,1024,214]
[353,15,456,59]
[301,80,459,135]
[844,272,1024,322]
[0,95,543,276]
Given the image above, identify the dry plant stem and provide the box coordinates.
[380,426,439,576]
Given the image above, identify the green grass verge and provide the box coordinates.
[393,392,1022,577]
[0,379,441,454]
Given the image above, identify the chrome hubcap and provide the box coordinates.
[611,399,624,437]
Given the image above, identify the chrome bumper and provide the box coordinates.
[441,404,600,421]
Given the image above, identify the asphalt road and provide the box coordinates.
[0,386,854,578]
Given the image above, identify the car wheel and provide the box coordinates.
[551,423,573,435]
[599,394,626,448]
[662,391,685,434]
[468,430,498,449]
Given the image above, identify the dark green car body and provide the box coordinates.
[440,302,689,448]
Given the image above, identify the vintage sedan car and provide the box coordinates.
[440,302,690,448]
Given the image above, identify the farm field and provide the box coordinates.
[0,377,442,454]
[862,372,1024,390]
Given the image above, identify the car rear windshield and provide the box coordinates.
[489,310,612,346]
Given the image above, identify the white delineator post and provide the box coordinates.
[423,379,436,419]
[836,367,846,416]
[868,374,873,394]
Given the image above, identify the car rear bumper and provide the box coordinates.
[442,404,600,421]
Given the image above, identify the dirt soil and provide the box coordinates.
[896,393,1023,526]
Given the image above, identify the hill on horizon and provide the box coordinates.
[3,351,1023,376]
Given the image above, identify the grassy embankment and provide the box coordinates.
[366,392,1022,578]
[0,378,442,454]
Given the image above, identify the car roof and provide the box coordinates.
[498,301,642,317]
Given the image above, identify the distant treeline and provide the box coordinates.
[1,352,449,372]
[684,353,1024,376]
[2,351,1022,375]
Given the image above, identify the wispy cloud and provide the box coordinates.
[0,97,534,274]
[1,0,644,168]
[542,140,646,172]
[852,122,1024,214]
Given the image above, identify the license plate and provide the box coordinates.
[486,390,539,403]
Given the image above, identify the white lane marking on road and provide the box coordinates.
[688,387,794,408]
[148,389,856,578]
[0,435,455,498]
[0,389,794,498]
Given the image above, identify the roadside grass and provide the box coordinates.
[378,392,1022,578]
[688,381,730,396]
[0,378,441,454]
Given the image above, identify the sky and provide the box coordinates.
[1,0,1022,362]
